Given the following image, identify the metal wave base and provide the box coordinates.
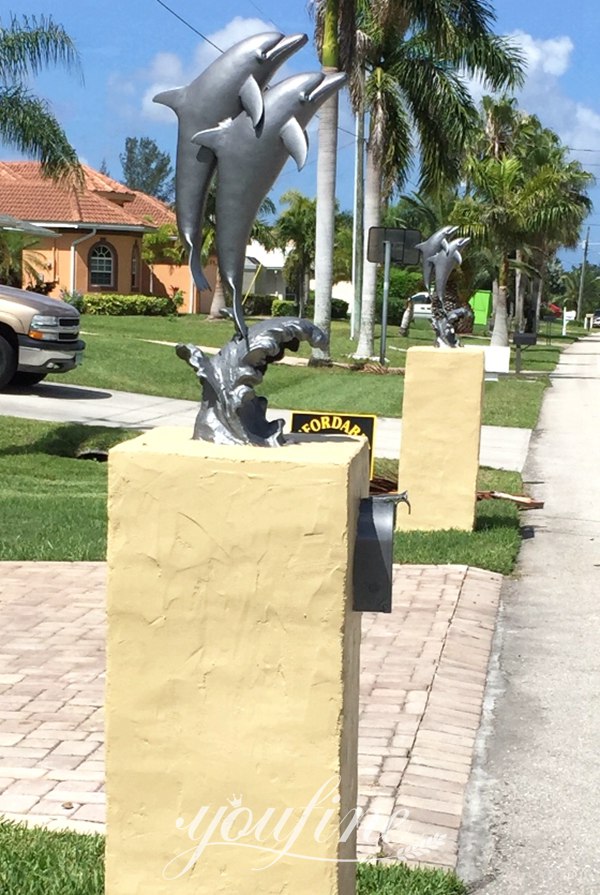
[177,317,327,447]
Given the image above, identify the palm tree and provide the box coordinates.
[310,0,355,364]
[0,229,45,286]
[455,152,593,346]
[0,13,82,183]
[275,190,317,317]
[353,0,523,358]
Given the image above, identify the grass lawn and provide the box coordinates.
[0,417,134,561]
[44,315,568,428]
[374,460,523,576]
[0,818,465,895]
[1,417,523,573]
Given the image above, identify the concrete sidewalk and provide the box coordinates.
[0,561,502,870]
[0,381,531,472]
[458,335,600,892]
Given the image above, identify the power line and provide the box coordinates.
[154,0,223,52]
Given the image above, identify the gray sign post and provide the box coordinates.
[367,227,421,364]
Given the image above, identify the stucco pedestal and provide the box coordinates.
[396,347,485,531]
[105,427,369,894]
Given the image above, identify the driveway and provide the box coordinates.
[0,381,531,471]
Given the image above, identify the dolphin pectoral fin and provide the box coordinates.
[153,86,184,110]
[281,118,309,170]
[240,76,264,127]
[191,121,232,150]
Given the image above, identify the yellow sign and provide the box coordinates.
[290,411,377,478]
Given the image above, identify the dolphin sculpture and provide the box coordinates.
[430,236,471,303]
[415,225,459,291]
[153,32,307,293]
[191,70,346,342]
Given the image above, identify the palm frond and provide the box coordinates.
[0,13,82,84]
[0,86,83,186]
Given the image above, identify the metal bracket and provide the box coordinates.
[353,492,410,613]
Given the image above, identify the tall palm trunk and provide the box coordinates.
[514,248,525,332]
[491,254,510,346]
[351,101,365,340]
[354,144,381,358]
[208,269,227,320]
[311,0,340,365]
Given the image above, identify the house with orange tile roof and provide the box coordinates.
[0,162,215,313]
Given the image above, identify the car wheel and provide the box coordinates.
[9,371,47,388]
[0,334,17,388]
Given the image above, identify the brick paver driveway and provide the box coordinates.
[0,562,501,870]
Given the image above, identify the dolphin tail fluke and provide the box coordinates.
[189,245,210,292]
[152,86,184,110]
[231,286,249,345]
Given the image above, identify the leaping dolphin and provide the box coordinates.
[153,32,307,293]
[415,225,459,291]
[191,71,346,342]
[430,236,471,303]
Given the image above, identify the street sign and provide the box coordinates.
[366,227,421,266]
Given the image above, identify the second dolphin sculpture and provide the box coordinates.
[153,32,307,293]
[192,71,346,344]
[416,226,471,348]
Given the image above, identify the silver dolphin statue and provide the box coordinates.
[191,71,346,342]
[153,32,307,293]
[430,236,471,303]
[415,225,459,291]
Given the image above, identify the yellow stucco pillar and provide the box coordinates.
[396,347,485,532]
[105,427,369,895]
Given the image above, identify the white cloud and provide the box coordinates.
[464,30,600,159]
[510,30,573,78]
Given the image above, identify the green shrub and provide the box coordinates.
[272,299,297,317]
[81,293,179,316]
[331,298,348,319]
[301,298,347,319]
[375,269,424,325]
[59,289,84,311]
[244,294,277,315]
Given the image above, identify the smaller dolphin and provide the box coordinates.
[430,236,471,303]
[192,71,346,342]
[153,32,307,293]
[415,225,459,291]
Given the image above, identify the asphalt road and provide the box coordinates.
[0,380,531,471]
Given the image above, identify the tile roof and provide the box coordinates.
[0,162,175,230]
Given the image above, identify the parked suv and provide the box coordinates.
[0,284,85,389]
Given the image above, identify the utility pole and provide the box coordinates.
[577,226,590,321]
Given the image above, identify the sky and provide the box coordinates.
[8,0,600,268]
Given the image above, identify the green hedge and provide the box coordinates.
[80,293,181,316]
[243,294,277,315]
[271,299,297,317]
[375,269,424,325]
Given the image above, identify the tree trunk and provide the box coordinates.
[351,103,365,340]
[515,249,525,332]
[354,145,381,358]
[491,255,510,346]
[208,269,227,319]
[311,84,339,364]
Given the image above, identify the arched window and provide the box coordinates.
[131,243,140,292]
[88,241,116,289]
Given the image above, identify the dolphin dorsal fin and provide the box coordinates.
[281,118,309,170]
[153,86,185,111]
[239,76,264,128]
[191,119,233,151]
